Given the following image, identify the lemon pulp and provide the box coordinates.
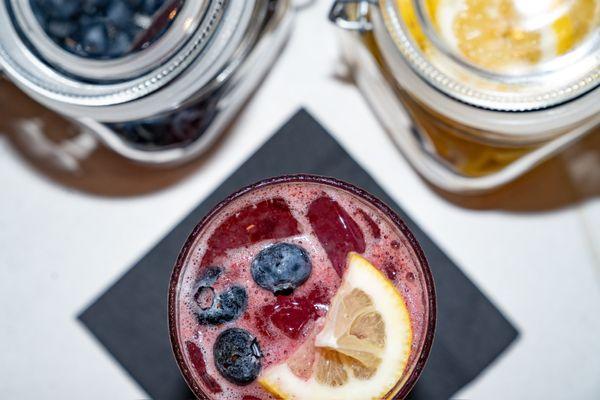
[259,253,413,400]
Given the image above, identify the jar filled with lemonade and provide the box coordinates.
[330,0,599,192]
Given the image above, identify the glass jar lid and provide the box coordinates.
[0,0,257,119]
[380,0,600,111]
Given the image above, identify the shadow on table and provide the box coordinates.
[0,79,226,197]
[431,131,600,212]
[2,77,598,209]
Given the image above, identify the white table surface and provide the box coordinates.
[1,2,599,399]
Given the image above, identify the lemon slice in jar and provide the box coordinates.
[417,0,599,71]
[259,253,412,400]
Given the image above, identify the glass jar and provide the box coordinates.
[0,0,292,165]
[330,0,599,193]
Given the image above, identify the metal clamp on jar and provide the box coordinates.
[330,0,599,193]
[0,0,293,166]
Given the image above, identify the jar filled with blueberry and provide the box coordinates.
[0,0,293,165]
[30,0,179,59]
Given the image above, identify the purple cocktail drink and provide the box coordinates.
[169,175,435,399]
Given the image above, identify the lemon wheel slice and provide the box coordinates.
[425,0,599,71]
[259,253,412,400]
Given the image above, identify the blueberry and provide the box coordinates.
[194,286,214,310]
[217,286,247,318]
[127,25,143,43]
[142,0,164,14]
[171,109,203,141]
[196,286,247,325]
[196,266,222,286]
[213,328,262,385]
[47,20,77,38]
[192,267,247,325]
[108,31,132,57]
[106,0,133,30]
[126,0,143,9]
[81,22,109,57]
[135,121,167,143]
[32,0,81,19]
[64,37,87,56]
[251,243,312,295]
[82,0,109,15]
[79,14,94,27]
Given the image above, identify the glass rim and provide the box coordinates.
[167,174,437,399]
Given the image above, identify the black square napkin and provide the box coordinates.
[79,109,518,400]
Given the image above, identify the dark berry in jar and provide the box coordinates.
[81,22,109,57]
[106,0,133,30]
[30,0,173,60]
[82,0,110,14]
[108,31,133,57]
[251,243,312,295]
[32,0,81,19]
[213,328,262,385]
[142,0,163,14]
[46,20,78,39]
[171,109,204,141]
[126,0,143,9]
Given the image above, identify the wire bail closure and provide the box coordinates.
[329,0,376,32]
